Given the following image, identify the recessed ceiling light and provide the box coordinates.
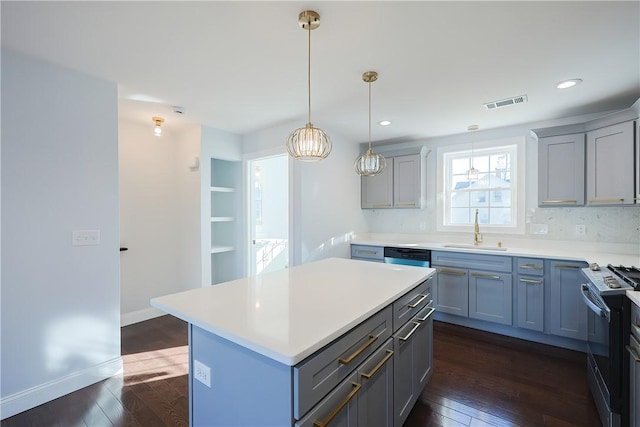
[556,78,583,89]
[379,120,391,126]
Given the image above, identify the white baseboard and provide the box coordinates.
[0,357,122,420]
[120,306,166,326]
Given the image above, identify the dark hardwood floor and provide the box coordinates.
[2,316,600,427]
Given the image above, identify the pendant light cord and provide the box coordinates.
[368,80,372,151]
[307,20,311,125]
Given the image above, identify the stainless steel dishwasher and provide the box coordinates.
[383,247,431,268]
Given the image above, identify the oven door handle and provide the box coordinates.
[580,284,609,320]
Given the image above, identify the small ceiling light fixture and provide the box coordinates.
[379,120,392,126]
[466,125,480,182]
[286,10,332,162]
[556,78,583,89]
[354,71,386,176]
[152,116,165,136]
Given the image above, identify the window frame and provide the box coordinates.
[436,136,526,234]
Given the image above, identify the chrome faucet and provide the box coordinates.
[474,208,483,245]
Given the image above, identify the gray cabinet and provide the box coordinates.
[393,304,434,427]
[432,251,513,326]
[351,245,384,263]
[586,120,636,206]
[296,372,359,427]
[469,271,513,325]
[538,133,585,207]
[361,150,425,209]
[356,339,394,427]
[516,258,544,332]
[548,260,588,340]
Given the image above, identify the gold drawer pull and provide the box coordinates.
[520,265,543,270]
[439,268,466,276]
[542,199,577,204]
[408,294,428,308]
[555,264,581,269]
[627,346,640,363]
[416,307,436,322]
[313,382,362,427]
[588,198,624,203]
[399,322,421,341]
[356,250,377,255]
[519,278,543,284]
[396,202,416,206]
[472,273,501,280]
[338,335,378,365]
[361,350,394,379]
[372,203,391,207]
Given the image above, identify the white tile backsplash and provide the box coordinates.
[364,206,640,244]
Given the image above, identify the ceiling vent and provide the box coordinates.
[483,94,528,110]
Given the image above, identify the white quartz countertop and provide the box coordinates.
[151,258,434,366]
[628,290,640,308]
[351,235,640,267]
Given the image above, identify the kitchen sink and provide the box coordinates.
[442,243,508,251]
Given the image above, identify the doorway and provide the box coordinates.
[247,153,289,276]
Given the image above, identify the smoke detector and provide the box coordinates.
[483,95,528,110]
[172,106,186,115]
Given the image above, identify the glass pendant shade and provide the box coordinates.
[286,123,332,161]
[355,149,386,176]
[466,166,479,181]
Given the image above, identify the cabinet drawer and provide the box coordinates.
[351,244,384,262]
[516,258,544,276]
[294,306,393,419]
[295,371,359,427]
[392,277,432,332]
[432,251,512,273]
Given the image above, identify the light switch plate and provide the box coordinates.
[72,230,101,246]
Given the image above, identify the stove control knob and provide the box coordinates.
[589,263,600,271]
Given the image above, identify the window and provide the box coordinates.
[437,136,525,234]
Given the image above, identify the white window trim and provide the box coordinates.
[436,136,526,235]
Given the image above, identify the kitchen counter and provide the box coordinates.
[628,290,640,307]
[352,233,639,267]
[151,257,433,365]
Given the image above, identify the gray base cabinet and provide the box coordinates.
[548,260,588,340]
[516,258,545,332]
[629,334,640,427]
[434,267,468,316]
[357,339,394,427]
[469,271,512,325]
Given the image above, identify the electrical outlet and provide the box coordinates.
[575,224,586,236]
[193,359,211,387]
[72,230,100,246]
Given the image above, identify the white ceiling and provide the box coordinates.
[2,1,639,143]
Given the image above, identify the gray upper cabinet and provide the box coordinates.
[361,149,425,209]
[586,120,636,206]
[393,154,421,208]
[361,162,394,209]
[538,133,585,207]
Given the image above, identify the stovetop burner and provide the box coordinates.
[607,264,640,290]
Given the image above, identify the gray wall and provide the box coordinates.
[1,51,121,418]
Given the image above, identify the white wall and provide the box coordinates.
[118,121,202,325]
[1,51,121,418]
[363,115,640,244]
[243,122,368,265]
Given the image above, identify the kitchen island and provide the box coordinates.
[151,257,435,426]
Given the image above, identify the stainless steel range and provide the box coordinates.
[581,264,636,427]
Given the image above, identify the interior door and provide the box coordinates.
[248,154,289,276]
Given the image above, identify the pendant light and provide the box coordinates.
[152,116,164,137]
[354,71,386,176]
[466,124,479,181]
[286,10,332,162]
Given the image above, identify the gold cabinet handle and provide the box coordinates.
[520,265,543,270]
[588,198,625,203]
[338,335,378,365]
[372,203,392,207]
[360,350,394,380]
[555,264,582,269]
[439,268,466,276]
[416,307,436,322]
[519,278,543,284]
[356,250,377,255]
[408,294,428,308]
[313,382,362,427]
[396,202,416,207]
[627,346,640,363]
[472,273,501,280]
[399,322,421,341]
[542,199,577,204]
